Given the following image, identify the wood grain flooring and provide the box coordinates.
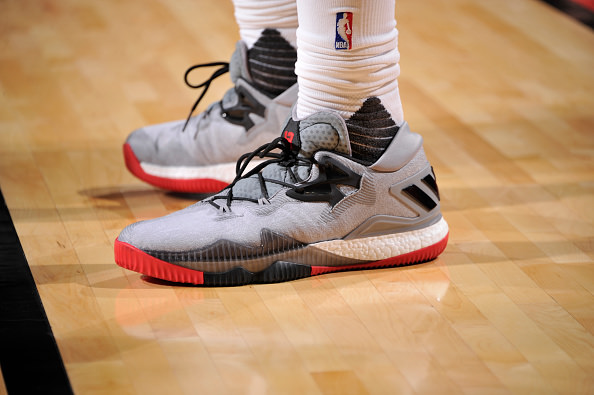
[0,0,593,393]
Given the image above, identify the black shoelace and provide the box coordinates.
[182,62,230,131]
[209,137,312,212]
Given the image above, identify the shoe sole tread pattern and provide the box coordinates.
[114,233,449,286]
[123,143,228,193]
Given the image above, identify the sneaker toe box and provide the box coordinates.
[126,120,191,165]
[126,127,156,163]
[116,204,219,252]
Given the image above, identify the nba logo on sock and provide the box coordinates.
[335,12,353,50]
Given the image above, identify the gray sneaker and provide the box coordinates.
[124,40,297,192]
[115,109,449,285]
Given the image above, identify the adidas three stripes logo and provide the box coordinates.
[399,169,440,212]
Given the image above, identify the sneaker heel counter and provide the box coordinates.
[385,148,443,224]
[370,121,424,172]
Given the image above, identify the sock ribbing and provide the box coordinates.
[346,97,399,163]
[248,29,297,97]
[294,0,403,123]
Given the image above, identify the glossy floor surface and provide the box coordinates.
[1,0,593,393]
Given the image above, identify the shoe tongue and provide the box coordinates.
[281,111,352,158]
[229,41,252,84]
[222,41,252,110]
[217,111,352,205]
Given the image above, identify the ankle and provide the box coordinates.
[247,29,297,97]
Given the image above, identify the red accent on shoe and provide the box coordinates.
[114,239,205,285]
[283,130,294,143]
[310,233,449,276]
[123,143,228,193]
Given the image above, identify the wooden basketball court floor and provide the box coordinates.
[1,0,593,393]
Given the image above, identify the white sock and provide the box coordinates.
[233,0,298,49]
[294,0,403,124]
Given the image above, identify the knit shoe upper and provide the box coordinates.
[124,40,297,193]
[115,110,449,286]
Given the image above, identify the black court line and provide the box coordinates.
[0,189,73,395]
[540,0,594,29]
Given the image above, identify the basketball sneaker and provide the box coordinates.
[115,107,449,285]
[124,34,298,193]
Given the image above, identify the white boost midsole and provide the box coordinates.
[140,159,265,183]
[311,217,449,260]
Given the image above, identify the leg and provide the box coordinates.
[295,0,403,163]
[234,0,298,96]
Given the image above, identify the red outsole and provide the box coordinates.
[123,143,228,193]
[114,233,449,286]
[115,238,205,284]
